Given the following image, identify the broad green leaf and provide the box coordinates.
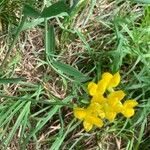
[23,5,40,17]
[40,1,69,18]
[52,61,89,82]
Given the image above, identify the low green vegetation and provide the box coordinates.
[0,0,150,149]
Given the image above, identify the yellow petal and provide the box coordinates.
[123,100,138,108]
[83,120,93,132]
[97,79,107,95]
[88,82,97,96]
[114,102,123,112]
[105,112,117,122]
[88,102,103,111]
[88,102,105,118]
[107,97,118,107]
[93,117,103,128]
[122,108,135,118]
[91,95,106,104]
[86,115,103,128]
[103,103,114,112]
[107,72,121,89]
[102,72,113,81]
[73,107,86,120]
[107,90,126,101]
[97,109,105,118]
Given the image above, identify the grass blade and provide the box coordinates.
[134,0,150,4]
[0,78,26,84]
[4,101,31,147]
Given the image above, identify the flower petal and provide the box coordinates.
[88,82,97,96]
[88,102,105,118]
[91,95,106,104]
[122,108,135,118]
[107,97,118,107]
[83,120,93,132]
[97,109,105,118]
[114,102,123,112]
[102,72,113,81]
[86,115,103,128]
[107,90,126,101]
[123,100,138,108]
[105,112,117,122]
[97,79,107,95]
[92,117,103,128]
[107,72,121,89]
[73,107,86,120]
[88,102,102,111]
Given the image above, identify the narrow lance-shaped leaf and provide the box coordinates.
[23,5,40,17]
[40,1,69,18]
[45,25,55,58]
[52,61,90,82]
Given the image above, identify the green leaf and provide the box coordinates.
[52,61,89,82]
[40,1,69,18]
[0,78,26,84]
[45,25,55,58]
[22,18,44,31]
[134,0,150,4]
[23,5,40,17]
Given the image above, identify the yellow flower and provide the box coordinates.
[87,82,97,96]
[103,102,117,122]
[103,90,125,121]
[88,80,107,96]
[102,72,121,92]
[73,71,138,132]
[88,102,105,118]
[107,90,126,100]
[105,111,117,122]
[107,90,125,112]
[121,100,138,118]
[73,107,86,120]
[91,94,106,105]
[88,72,121,96]
[73,106,103,132]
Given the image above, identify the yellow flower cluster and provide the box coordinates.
[73,72,138,132]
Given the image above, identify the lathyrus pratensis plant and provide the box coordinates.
[73,72,138,132]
